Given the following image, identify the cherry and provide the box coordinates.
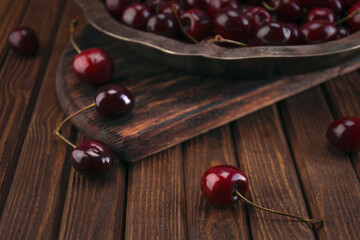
[283,22,301,45]
[337,26,350,38]
[8,27,39,55]
[301,0,344,13]
[106,0,134,17]
[268,0,303,22]
[300,20,337,44]
[344,0,360,8]
[121,3,151,30]
[245,7,272,29]
[71,139,114,176]
[145,0,163,14]
[214,8,252,42]
[305,8,336,23]
[147,13,178,38]
[180,9,213,42]
[238,4,253,13]
[347,3,360,31]
[185,0,209,11]
[95,84,135,118]
[327,116,360,152]
[253,22,292,45]
[207,0,239,18]
[160,1,184,17]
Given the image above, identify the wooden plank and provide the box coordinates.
[323,72,360,178]
[183,125,250,240]
[58,133,127,240]
[56,25,360,162]
[279,87,360,239]
[0,1,81,239]
[0,0,31,66]
[125,146,187,239]
[232,106,315,240]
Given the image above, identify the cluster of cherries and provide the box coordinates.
[102,0,360,46]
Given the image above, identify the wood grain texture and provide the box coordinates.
[183,125,250,240]
[58,134,127,240]
[323,71,360,178]
[279,87,360,240]
[0,1,81,239]
[125,146,187,239]
[232,106,315,240]
[56,26,360,163]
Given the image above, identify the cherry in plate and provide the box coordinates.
[106,0,134,17]
[160,1,184,17]
[180,9,213,42]
[185,0,209,11]
[347,3,360,32]
[146,13,178,38]
[305,7,336,23]
[245,7,271,29]
[299,20,337,44]
[8,26,39,55]
[252,22,292,46]
[207,0,239,18]
[121,3,151,30]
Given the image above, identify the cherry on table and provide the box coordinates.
[305,7,336,23]
[8,26,39,55]
[121,3,151,30]
[180,9,213,42]
[327,116,360,152]
[299,20,337,44]
[71,139,114,176]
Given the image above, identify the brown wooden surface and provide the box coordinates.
[56,26,360,162]
[0,1,359,239]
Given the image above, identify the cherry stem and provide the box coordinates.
[70,18,82,54]
[204,34,247,47]
[262,0,282,11]
[335,10,360,25]
[234,190,322,227]
[172,4,199,44]
[155,0,162,14]
[54,102,96,149]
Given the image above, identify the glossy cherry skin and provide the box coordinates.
[180,9,213,42]
[283,22,301,45]
[201,165,249,206]
[121,3,151,30]
[245,7,271,29]
[95,84,135,118]
[300,20,337,44]
[71,139,114,176]
[214,8,252,42]
[8,27,39,55]
[348,3,360,32]
[271,0,303,22]
[305,8,335,23]
[337,26,350,38]
[302,0,344,13]
[253,22,292,46]
[185,0,209,11]
[326,116,360,152]
[106,0,133,17]
[160,1,184,17]
[72,48,114,85]
[207,0,239,18]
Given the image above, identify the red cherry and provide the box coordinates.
[327,116,360,152]
[146,13,178,38]
[348,2,360,31]
[180,9,213,42]
[271,0,303,22]
[160,1,184,17]
[305,8,335,23]
[337,26,350,38]
[95,84,135,118]
[282,22,301,45]
[253,22,292,46]
[214,8,252,42]
[72,48,114,85]
[106,0,134,17]
[8,26,39,55]
[238,4,253,13]
[185,0,209,11]
[121,3,151,30]
[344,0,360,8]
[245,7,271,29]
[300,20,337,44]
[201,165,249,206]
[301,0,344,13]
[71,139,114,176]
[207,0,239,18]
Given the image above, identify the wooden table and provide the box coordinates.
[0,0,359,239]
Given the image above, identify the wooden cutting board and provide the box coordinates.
[56,25,360,162]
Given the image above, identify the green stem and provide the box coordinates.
[335,10,360,25]
[262,0,282,11]
[70,18,82,54]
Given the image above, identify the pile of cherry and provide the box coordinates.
[7,15,360,228]
[102,0,360,46]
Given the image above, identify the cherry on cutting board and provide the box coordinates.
[201,165,322,226]
[70,20,114,85]
[8,26,39,55]
[327,116,360,152]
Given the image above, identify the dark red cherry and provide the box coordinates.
[180,9,213,41]
[300,20,337,44]
[239,4,253,13]
[201,165,249,206]
[72,48,114,85]
[326,116,360,152]
[348,2,360,32]
[147,13,178,37]
[71,139,114,176]
[302,0,344,13]
[214,8,252,42]
[8,26,39,55]
[270,0,303,22]
[305,8,335,23]
[106,0,133,17]
[185,0,209,11]
[207,0,239,18]
[343,0,360,8]
[95,84,135,118]
[245,7,271,29]
[253,22,292,45]
[283,22,301,45]
[160,1,184,17]
[337,26,350,38]
[121,3,151,30]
